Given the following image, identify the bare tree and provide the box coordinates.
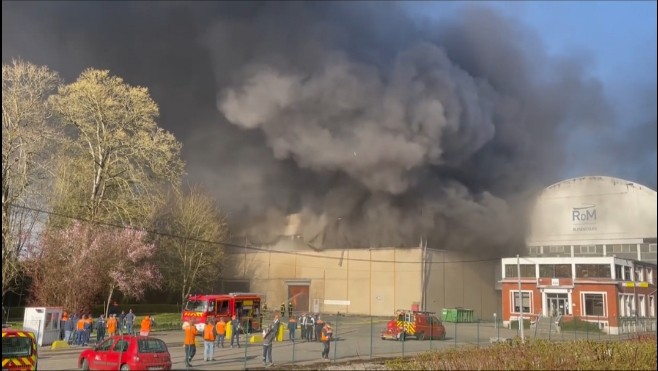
[49,69,184,226]
[2,60,60,301]
[153,186,229,303]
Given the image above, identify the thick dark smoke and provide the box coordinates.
[3,2,654,256]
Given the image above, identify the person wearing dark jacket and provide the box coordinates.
[314,315,324,342]
[230,315,241,348]
[321,323,333,360]
[262,324,277,365]
[287,317,297,341]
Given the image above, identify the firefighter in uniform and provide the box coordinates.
[288,301,293,317]
[280,303,286,318]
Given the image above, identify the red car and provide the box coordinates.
[78,335,172,371]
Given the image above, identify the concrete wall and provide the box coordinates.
[424,249,499,320]
[222,245,499,318]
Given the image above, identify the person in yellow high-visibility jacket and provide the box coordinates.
[226,318,233,342]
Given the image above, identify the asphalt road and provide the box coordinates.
[34,317,531,370]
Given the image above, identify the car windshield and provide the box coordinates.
[2,336,33,357]
[138,338,168,353]
[185,300,208,312]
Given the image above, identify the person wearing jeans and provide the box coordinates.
[262,325,276,365]
[230,315,241,348]
[203,319,215,361]
[183,322,197,367]
[215,317,226,348]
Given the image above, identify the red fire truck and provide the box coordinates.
[182,293,263,333]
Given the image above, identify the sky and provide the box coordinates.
[406,0,657,184]
[2,1,656,254]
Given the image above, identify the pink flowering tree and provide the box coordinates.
[26,222,105,311]
[100,228,161,317]
[26,222,160,313]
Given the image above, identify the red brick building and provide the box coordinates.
[500,256,656,334]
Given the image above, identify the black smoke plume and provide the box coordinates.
[3,2,654,256]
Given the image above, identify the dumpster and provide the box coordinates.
[456,308,474,323]
[441,308,457,322]
[441,308,474,323]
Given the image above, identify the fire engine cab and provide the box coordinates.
[380,310,446,341]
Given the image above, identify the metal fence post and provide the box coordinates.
[548,316,552,341]
[454,321,457,348]
[496,315,500,340]
[333,312,338,361]
[476,318,480,348]
[369,315,373,360]
[243,321,249,370]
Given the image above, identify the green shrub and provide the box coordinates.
[386,336,657,370]
[560,317,602,333]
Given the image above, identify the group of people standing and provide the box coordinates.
[296,313,327,342]
[183,312,333,367]
[61,309,154,346]
[183,314,241,367]
[272,313,334,363]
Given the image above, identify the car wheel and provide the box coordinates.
[120,364,130,371]
[417,332,425,341]
[81,359,89,371]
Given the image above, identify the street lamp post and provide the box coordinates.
[517,254,525,343]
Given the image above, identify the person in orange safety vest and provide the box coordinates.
[140,315,154,336]
[203,319,216,361]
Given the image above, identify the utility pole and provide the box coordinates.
[517,254,525,343]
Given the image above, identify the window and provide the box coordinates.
[582,293,605,316]
[615,265,623,280]
[634,266,644,282]
[574,245,602,256]
[539,264,571,278]
[184,300,208,312]
[576,264,611,278]
[511,291,532,313]
[545,245,570,257]
[138,339,168,353]
[528,246,541,256]
[647,268,654,284]
[639,295,646,317]
[619,294,634,317]
[505,264,536,278]
[217,300,229,315]
[114,340,129,353]
[624,266,631,280]
[97,338,114,351]
[1,336,33,357]
[649,296,655,318]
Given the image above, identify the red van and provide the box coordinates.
[381,310,446,341]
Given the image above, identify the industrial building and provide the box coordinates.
[220,228,499,318]
[500,176,657,333]
[221,175,656,326]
